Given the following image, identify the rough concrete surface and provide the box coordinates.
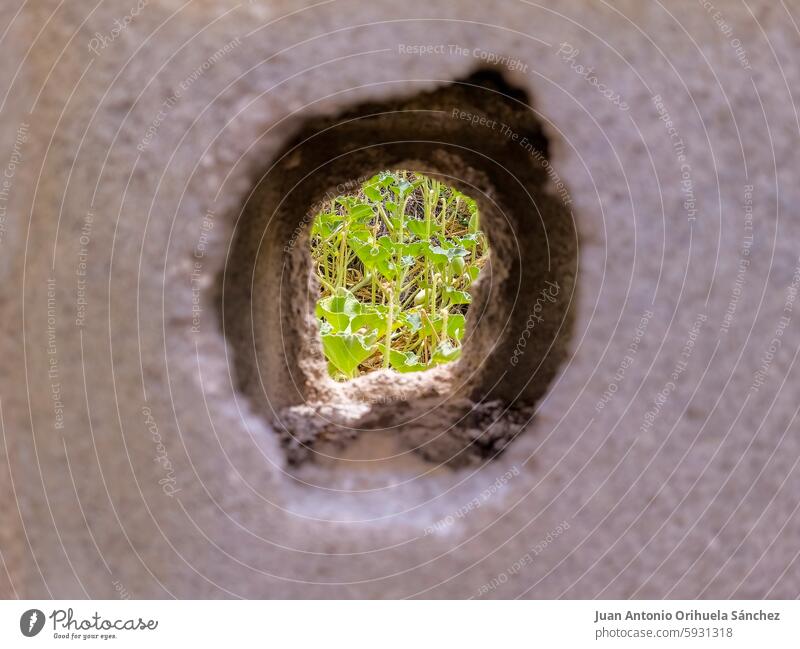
[1,0,799,598]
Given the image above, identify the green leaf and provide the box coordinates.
[389,178,413,198]
[400,241,426,257]
[445,245,469,260]
[424,244,450,267]
[468,201,480,233]
[322,330,378,378]
[315,288,364,332]
[363,179,383,202]
[459,233,479,250]
[447,313,466,340]
[406,220,429,240]
[371,236,399,280]
[351,304,391,336]
[444,288,472,305]
[349,203,374,222]
[312,212,344,238]
[400,310,423,333]
[386,347,427,373]
[348,231,393,278]
[375,172,396,188]
[431,340,461,366]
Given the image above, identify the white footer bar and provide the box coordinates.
[2,600,797,647]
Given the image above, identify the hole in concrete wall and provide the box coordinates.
[308,170,490,381]
[221,70,577,472]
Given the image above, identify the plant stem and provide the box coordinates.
[337,223,348,288]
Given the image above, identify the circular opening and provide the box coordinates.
[221,71,577,471]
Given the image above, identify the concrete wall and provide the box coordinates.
[1,0,799,598]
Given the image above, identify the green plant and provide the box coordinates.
[309,170,489,380]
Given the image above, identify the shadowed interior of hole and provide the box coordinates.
[308,170,490,382]
[221,69,577,472]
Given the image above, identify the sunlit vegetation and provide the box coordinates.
[309,171,489,380]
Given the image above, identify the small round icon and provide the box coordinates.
[20,609,45,637]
